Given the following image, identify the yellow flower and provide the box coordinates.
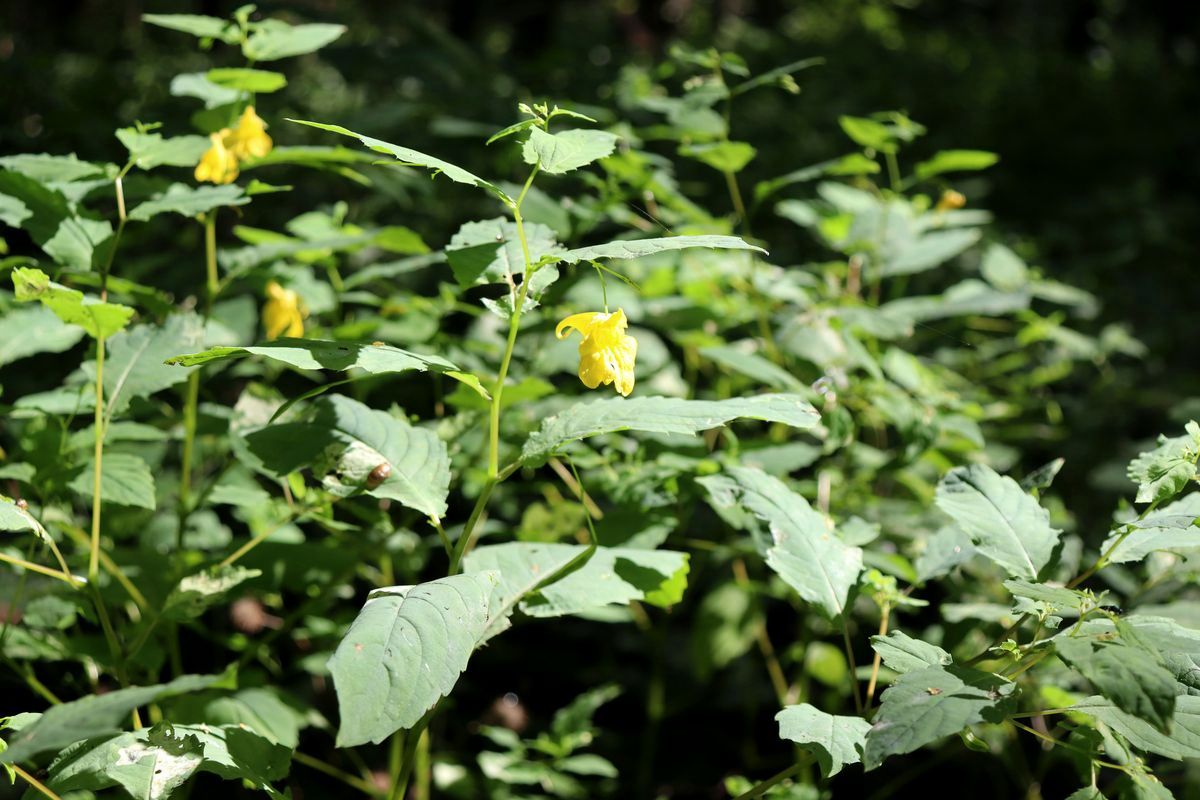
[263,281,306,340]
[936,189,966,212]
[194,130,239,185]
[227,106,273,161]
[556,309,638,397]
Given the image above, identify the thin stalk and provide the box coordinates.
[449,461,519,574]
[391,709,435,800]
[733,762,804,800]
[841,620,864,714]
[964,613,1030,667]
[89,335,106,582]
[731,559,790,706]
[292,751,383,797]
[1009,720,1130,773]
[180,212,221,521]
[219,513,302,569]
[430,517,453,560]
[486,172,538,479]
[414,727,431,800]
[13,764,64,800]
[884,151,901,191]
[724,170,748,224]
[865,602,890,706]
[98,166,131,301]
[59,523,147,610]
[0,552,74,584]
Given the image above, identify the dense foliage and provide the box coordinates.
[2,6,1199,800]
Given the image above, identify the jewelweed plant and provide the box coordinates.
[0,9,1197,800]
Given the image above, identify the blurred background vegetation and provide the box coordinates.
[2,1,1198,795]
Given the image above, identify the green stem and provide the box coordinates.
[89,335,106,582]
[180,212,221,522]
[391,709,434,800]
[448,462,519,574]
[884,150,901,191]
[292,751,383,797]
[12,764,64,800]
[734,762,804,800]
[0,551,74,584]
[840,619,864,714]
[219,513,302,569]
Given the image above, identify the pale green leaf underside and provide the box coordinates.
[129,183,249,222]
[720,466,862,618]
[167,338,458,374]
[1073,695,1200,760]
[0,305,86,367]
[0,672,235,764]
[104,313,204,417]
[68,452,157,510]
[289,119,509,202]
[550,234,766,265]
[870,630,952,674]
[935,464,1061,580]
[523,127,619,174]
[521,393,819,464]
[329,573,496,746]
[776,703,871,777]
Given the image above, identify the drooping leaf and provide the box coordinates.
[12,267,133,338]
[0,671,235,764]
[935,464,1061,580]
[914,150,1000,181]
[128,183,249,222]
[46,722,289,798]
[116,129,210,171]
[1100,498,1200,564]
[68,452,157,509]
[1072,695,1200,760]
[243,20,347,61]
[1055,633,1178,731]
[463,542,688,635]
[713,466,862,618]
[328,573,496,746]
[870,630,953,674]
[776,703,871,777]
[523,127,619,175]
[445,217,563,287]
[550,234,765,266]
[168,338,458,374]
[521,394,819,464]
[288,119,509,202]
[0,171,112,270]
[104,312,204,416]
[142,13,241,43]
[162,566,263,621]
[699,343,806,391]
[863,665,1018,770]
[882,228,982,277]
[679,140,757,173]
[206,67,288,94]
[167,687,308,748]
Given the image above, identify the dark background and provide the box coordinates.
[3,1,1199,797]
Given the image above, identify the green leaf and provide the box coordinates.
[521,394,819,465]
[0,672,235,764]
[776,703,871,778]
[0,170,113,270]
[69,452,157,510]
[1128,430,1199,505]
[870,630,953,674]
[170,72,242,109]
[863,665,1018,770]
[1055,634,1177,732]
[463,543,688,634]
[168,687,308,748]
[914,149,999,181]
[104,313,204,416]
[699,343,806,391]
[206,67,288,94]
[116,129,210,171]
[980,243,1029,291]
[1072,695,1200,760]
[839,115,895,152]
[550,234,766,265]
[883,228,982,277]
[690,582,761,679]
[679,140,757,173]
[0,153,105,184]
[445,217,562,287]
[713,466,862,618]
[311,394,450,519]
[168,338,458,374]
[523,127,619,175]
[935,464,1061,580]
[47,722,289,798]
[328,573,496,746]
[143,13,241,43]
[163,566,263,622]
[1101,495,1200,564]
[289,119,509,202]
[243,20,346,61]
[12,267,133,339]
[129,183,249,222]
[0,305,86,366]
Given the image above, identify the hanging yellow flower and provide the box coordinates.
[227,106,273,161]
[262,281,306,340]
[194,130,239,185]
[936,189,966,212]
[556,309,638,397]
